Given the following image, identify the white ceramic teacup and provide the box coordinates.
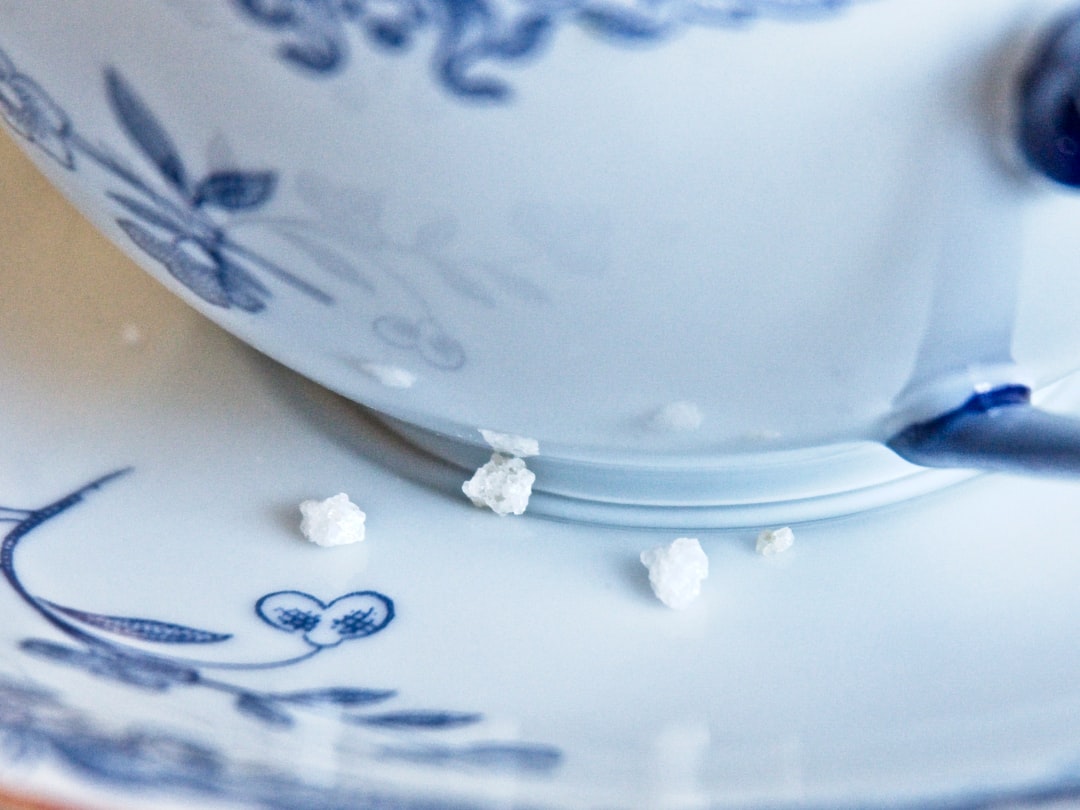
[5,0,1080,525]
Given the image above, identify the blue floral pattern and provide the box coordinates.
[232,0,856,100]
[0,679,557,809]
[0,43,492,369]
[0,470,561,805]
[0,49,330,313]
[0,48,73,167]
[256,590,395,647]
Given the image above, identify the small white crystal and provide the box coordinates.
[299,493,367,546]
[120,323,143,345]
[649,401,704,432]
[479,429,540,458]
[640,537,709,610]
[359,362,417,389]
[462,453,535,516]
[756,526,794,557]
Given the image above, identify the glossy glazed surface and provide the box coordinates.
[6,1,1080,518]
[7,116,1080,810]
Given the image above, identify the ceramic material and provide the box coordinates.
[6,0,1080,525]
[9,126,1080,810]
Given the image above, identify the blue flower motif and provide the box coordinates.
[256,590,395,648]
[115,217,273,313]
[0,47,73,167]
[0,49,335,316]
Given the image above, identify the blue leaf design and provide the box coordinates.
[279,687,397,707]
[234,0,299,27]
[281,36,346,73]
[107,192,188,235]
[449,743,563,772]
[116,219,270,313]
[40,601,232,644]
[578,5,670,38]
[383,742,563,772]
[105,68,189,193]
[235,693,294,727]
[193,171,278,211]
[18,640,199,692]
[354,710,483,730]
[499,15,552,57]
[367,21,412,49]
[275,227,374,288]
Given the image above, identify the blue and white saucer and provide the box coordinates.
[5,127,1080,810]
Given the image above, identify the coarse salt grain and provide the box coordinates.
[756,526,794,556]
[640,537,709,610]
[462,452,535,516]
[299,493,366,546]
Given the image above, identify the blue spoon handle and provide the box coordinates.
[1019,7,1080,186]
[888,385,1080,476]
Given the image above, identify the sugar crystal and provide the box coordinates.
[649,401,704,432]
[462,452,535,516]
[756,526,794,556]
[640,537,709,609]
[299,493,366,546]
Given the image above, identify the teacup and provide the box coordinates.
[5,0,1080,526]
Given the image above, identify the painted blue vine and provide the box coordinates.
[231,0,857,100]
[0,44,475,369]
[0,470,560,795]
[0,46,325,313]
[0,680,555,810]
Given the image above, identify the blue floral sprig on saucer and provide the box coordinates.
[0,470,560,775]
[0,678,558,808]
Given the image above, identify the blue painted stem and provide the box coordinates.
[888,385,1080,476]
[1,469,133,646]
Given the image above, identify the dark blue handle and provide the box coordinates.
[892,14,1080,476]
[888,385,1080,476]
[1019,7,1080,185]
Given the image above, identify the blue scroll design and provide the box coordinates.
[232,0,856,101]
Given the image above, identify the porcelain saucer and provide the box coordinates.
[5,130,1080,810]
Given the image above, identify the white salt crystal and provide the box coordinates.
[756,526,794,557]
[359,362,417,389]
[479,429,540,458]
[299,493,367,546]
[462,453,535,516]
[640,537,709,610]
[649,401,704,432]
